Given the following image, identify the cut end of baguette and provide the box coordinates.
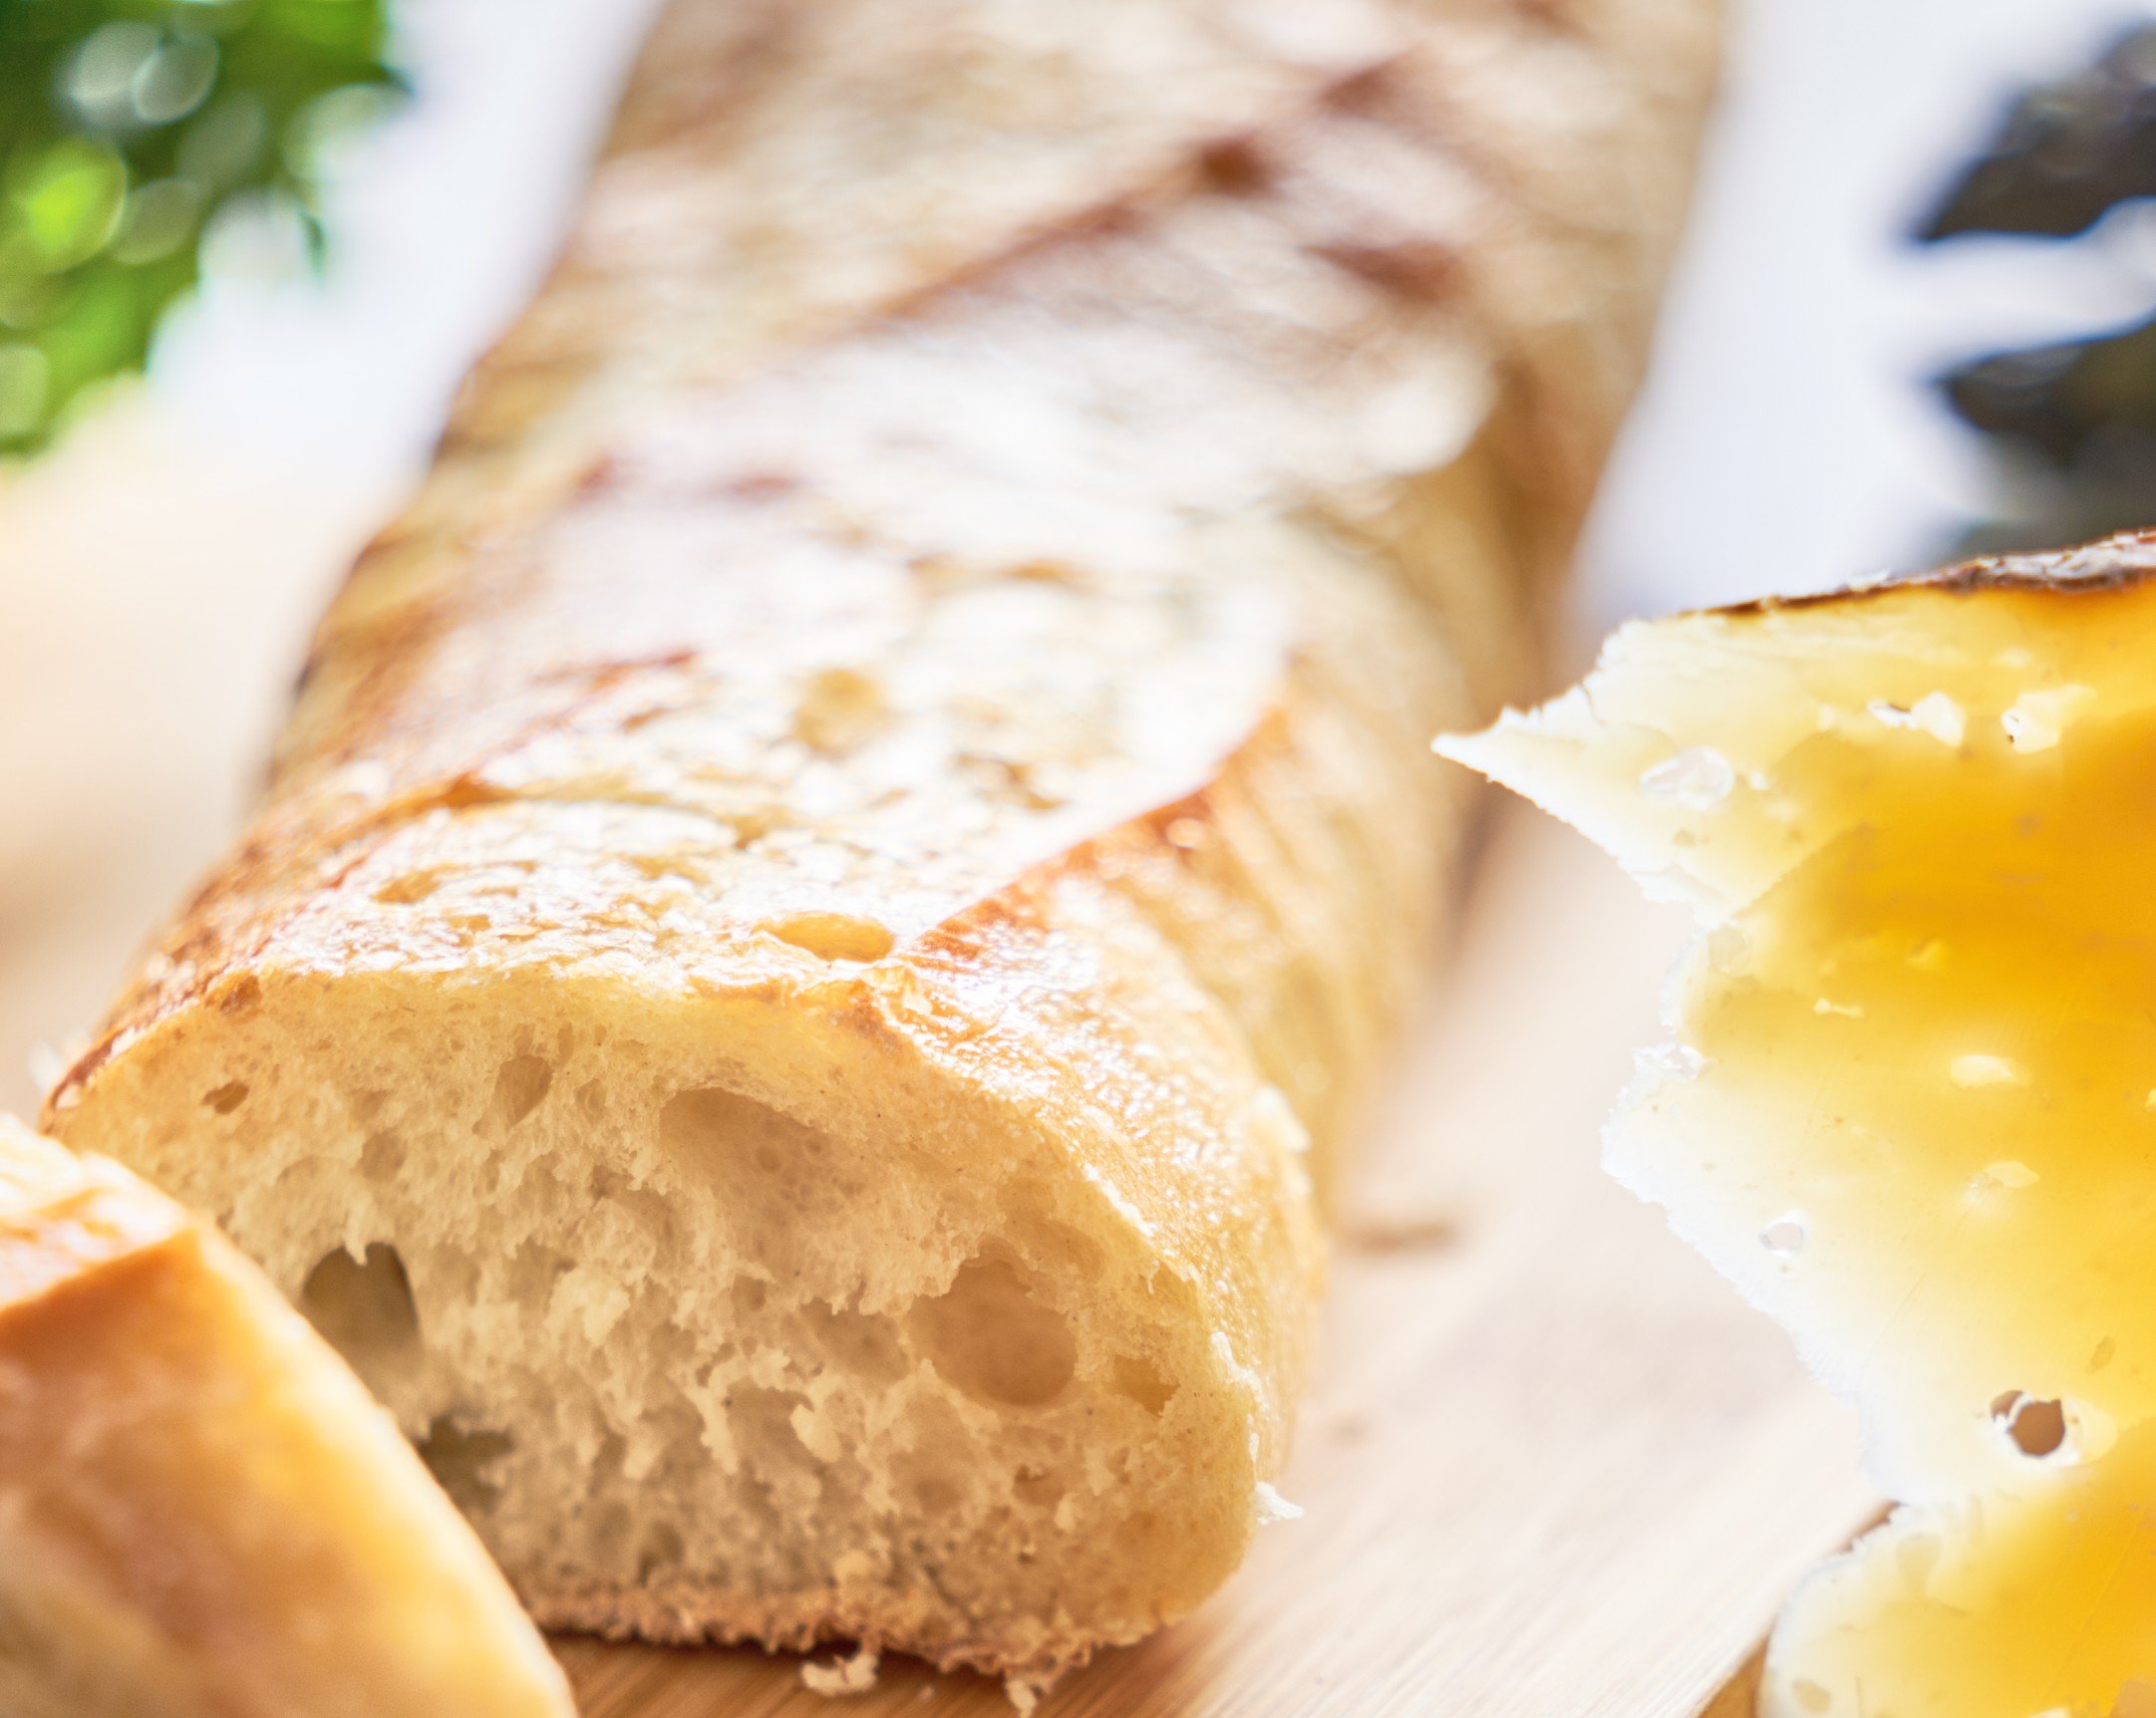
[54,908,1313,1681]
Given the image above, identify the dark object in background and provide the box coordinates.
[0,0,401,456]
[1946,314,2156,472]
[1926,24,2156,553]
[1943,312,2156,553]
[1922,24,2156,240]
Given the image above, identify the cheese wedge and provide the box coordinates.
[1440,532,2156,1718]
[0,1118,573,1718]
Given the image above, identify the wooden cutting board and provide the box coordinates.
[553,800,1875,1717]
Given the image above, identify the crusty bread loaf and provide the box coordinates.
[0,1118,573,1718]
[46,0,1719,1686]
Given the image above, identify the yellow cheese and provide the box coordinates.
[1440,533,2156,1718]
[1766,1425,2156,1718]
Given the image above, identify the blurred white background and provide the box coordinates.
[1,0,2153,1114]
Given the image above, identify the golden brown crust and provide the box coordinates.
[53,3,1718,1153]
[46,0,1721,1678]
[530,1571,1065,1682]
[1710,527,2156,622]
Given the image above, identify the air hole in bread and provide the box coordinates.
[636,1517,686,1578]
[487,1055,554,1129]
[663,1087,817,1165]
[910,1253,1077,1409]
[998,1183,1106,1282]
[895,1450,965,1518]
[590,1166,679,1258]
[505,1239,571,1302]
[299,1243,422,1393]
[1110,1352,1175,1415]
[418,1416,514,1513]
[201,1081,249,1114]
[762,912,896,963]
[804,1300,908,1384]
[582,1493,636,1569]
[1013,1465,1065,1512]
[732,1385,820,1488]
[360,1129,405,1177]
[660,1086,846,1230]
[347,1088,389,1123]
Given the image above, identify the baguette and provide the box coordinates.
[47,0,1719,1684]
[0,1118,573,1718]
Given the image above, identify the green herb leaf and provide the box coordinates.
[0,0,402,455]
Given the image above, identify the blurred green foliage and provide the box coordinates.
[0,0,400,455]
[1924,24,2156,552]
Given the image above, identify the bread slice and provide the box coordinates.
[45,0,1719,1686]
[1440,533,2156,1718]
[0,1117,573,1718]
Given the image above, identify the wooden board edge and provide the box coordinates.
[1697,1641,1762,1718]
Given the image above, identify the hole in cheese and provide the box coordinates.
[1990,1390,2067,1458]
